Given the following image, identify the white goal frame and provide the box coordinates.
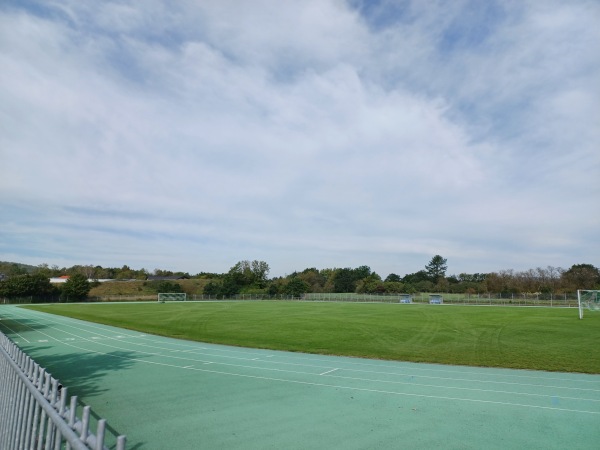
[577,290,600,319]
[158,292,187,303]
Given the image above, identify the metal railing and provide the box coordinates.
[0,331,126,450]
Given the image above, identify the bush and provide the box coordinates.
[0,273,57,300]
[61,274,91,301]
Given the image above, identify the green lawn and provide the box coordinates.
[24,302,600,373]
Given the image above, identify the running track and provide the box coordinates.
[1,305,599,449]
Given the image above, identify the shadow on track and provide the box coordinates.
[20,347,137,400]
[0,317,50,333]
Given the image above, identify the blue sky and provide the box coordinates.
[1,0,599,277]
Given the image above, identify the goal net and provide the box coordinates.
[158,293,187,303]
[577,290,600,319]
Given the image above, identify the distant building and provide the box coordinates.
[49,276,70,284]
[0,273,7,282]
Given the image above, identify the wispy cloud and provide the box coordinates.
[1,0,598,276]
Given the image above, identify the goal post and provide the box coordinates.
[158,292,187,303]
[577,290,600,319]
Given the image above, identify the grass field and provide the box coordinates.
[23,301,600,374]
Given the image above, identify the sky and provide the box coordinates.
[1,0,599,278]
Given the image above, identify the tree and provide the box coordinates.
[34,263,53,278]
[561,264,600,290]
[425,255,447,282]
[402,270,430,284]
[333,268,356,293]
[356,275,385,294]
[6,263,28,276]
[116,265,134,280]
[61,274,91,301]
[228,261,255,286]
[153,268,174,277]
[353,265,373,280]
[385,273,401,282]
[220,275,242,296]
[250,260,270,288]
[0,273,56,300]
[383,281,404,293]
[297,268,326,292]
[284,278,309,297]
[203,281,221,296]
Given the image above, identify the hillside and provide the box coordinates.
[88,279,210,298]
[0,261,37,274]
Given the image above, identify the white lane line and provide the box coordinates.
[0,320,31,343]
[320,368,338,376]
[95,334,600,393]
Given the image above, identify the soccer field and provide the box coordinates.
[23,301,600,373]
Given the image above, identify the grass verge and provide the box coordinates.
[23,301,600,373]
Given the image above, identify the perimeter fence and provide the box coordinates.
[2,292,580,308]
[188,292,580,308]
[0,330,126,450]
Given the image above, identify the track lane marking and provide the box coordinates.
[17,333,600,416]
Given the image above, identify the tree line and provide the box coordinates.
[0,272,91,301]
[1,258,599,301]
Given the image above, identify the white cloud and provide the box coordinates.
[1,0,598,277]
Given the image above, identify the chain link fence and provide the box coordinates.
[2,292,580,307]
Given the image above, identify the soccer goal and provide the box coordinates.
[158,292,187,303]
[577,290,600,319]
